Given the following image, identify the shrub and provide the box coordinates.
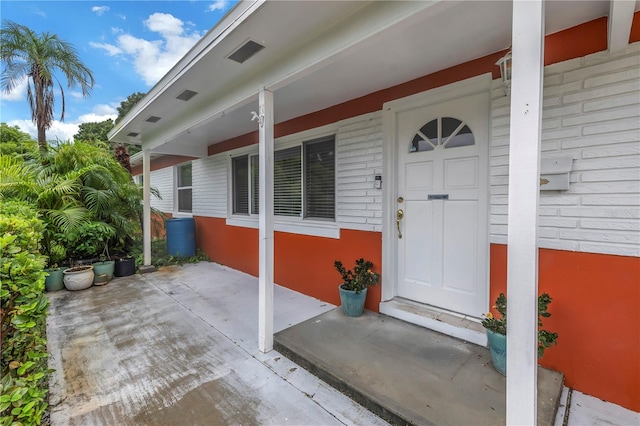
[0,201,51,425]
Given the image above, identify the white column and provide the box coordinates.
[258,89,274,353]
[608,0,635,52]
[506,1,545,425]
[143,148,152,266]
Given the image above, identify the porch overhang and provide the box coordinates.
[111,0,626,164]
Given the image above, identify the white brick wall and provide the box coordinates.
[149,167,173,213]
[336,112,384,232]
[490,43,640,257]
[192,154,227,218]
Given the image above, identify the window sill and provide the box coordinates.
[226,216,340,239]
[172,212,193,218]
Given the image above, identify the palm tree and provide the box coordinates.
[0,20,94,152]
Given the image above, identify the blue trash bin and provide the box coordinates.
[166,217,196,257]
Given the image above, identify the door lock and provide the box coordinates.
[396,209,404,239]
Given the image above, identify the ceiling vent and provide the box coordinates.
[176,89,198,101]
[145,116,161,123]
[127,132,140,137]
[228,40,265,64]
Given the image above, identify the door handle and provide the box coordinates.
[396,209,404,239]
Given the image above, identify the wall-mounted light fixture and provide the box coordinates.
[496,50,512,96]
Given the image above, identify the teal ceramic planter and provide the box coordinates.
[486,329,507,375]
[92,261,115,284]
[44,268,65,292]
[338,285,367,317]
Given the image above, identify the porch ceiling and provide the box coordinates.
[112,0,617,159]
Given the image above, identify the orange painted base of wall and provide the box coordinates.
[194,216,382,312]
[152,212,170,239]
[490,244,640,412]
[193,216,638,412]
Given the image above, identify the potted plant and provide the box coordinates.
[92,254,115,285]
[63,265,94,291]
[481,292,558,375]
[44,264,66,292]
[43,231,69,291]
[114,256,136,277]
[334,258,381,317]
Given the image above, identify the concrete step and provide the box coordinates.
[275,308,563,426]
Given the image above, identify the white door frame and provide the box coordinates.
[381,73,493,306]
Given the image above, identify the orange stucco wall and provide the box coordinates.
[194,216,382,312]
[152,212,170,239]
[490,244,640,412]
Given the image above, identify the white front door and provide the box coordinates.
[395,91,489,317]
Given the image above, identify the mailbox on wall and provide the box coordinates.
[539,156,573,191]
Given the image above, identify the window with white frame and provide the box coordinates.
[232,135,335,220]
[176,162,192,213]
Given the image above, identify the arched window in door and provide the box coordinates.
[410,117,475,153]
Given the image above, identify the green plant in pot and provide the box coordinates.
[43,242,68,292]
[481,292,558,375]
[334,258,380,317]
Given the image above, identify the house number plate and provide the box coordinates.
[428,194,449,200]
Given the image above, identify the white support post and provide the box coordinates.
[258,89,274,353]
[142,148,152,267]
[506,1,545,425]
[608,0,635,52]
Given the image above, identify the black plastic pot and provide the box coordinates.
[114,257,136,277]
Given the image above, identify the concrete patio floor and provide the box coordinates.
[46,262,387,425]
[46,262,640,425]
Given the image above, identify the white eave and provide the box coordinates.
[111,0,634,161]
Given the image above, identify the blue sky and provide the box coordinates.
[0,0,236,141]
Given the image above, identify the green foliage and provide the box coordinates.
[73,119,114,146]
[481,292,559,358]
[115,92,145,124]
[334,258,380,294]
[0,201,51,425]
[0,141,149,263]
[65,221,115,260]
[1,20,94,151]
[131,238,209,269]
[0,123,37,159]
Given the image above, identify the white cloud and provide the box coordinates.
[92,6,110,16]
[9,119,79,143]
[70,91,84,99]
[89,41,123,56]
[111,27,123,34]
[7,104,117,142]
[207,1,229,12]
[144,13,184,36]
[92,13,202,86]
[77,104,117,123]
[0,77,28,102]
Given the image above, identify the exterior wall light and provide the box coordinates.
[496,51,512,96]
